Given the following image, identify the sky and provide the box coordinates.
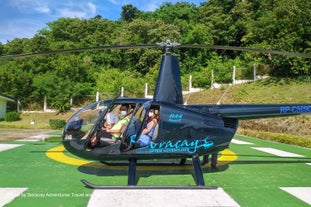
[0,0,204,44]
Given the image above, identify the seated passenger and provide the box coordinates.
[99,104,133,145]
[82,106,125,148]
[104,112,119,130]
[135,108,159,147]
[91,104,132,148]
[94,111,119,140]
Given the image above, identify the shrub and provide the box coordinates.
[49,119,66,129]
[4,112,21,122]
[238,129,311,148]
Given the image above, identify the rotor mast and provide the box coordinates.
[153,40,183,104]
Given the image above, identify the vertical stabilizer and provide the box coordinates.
[153,54,183,104]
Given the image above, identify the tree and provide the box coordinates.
[198,0,235,45]
[121,4,142,22]
[95,68,145,97]
[144,2,198,40]
[0,61,33,108]
[243,0,311,76]
[118,19,180,74]
[0,42,4,55]
[1,0,310,112]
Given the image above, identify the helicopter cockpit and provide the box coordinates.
[62,99,113,141]
[61,98,154,152]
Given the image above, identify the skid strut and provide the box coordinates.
[192,154,205,186]
[128,158,137,185]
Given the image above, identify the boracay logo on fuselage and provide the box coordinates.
[137,136,215,154]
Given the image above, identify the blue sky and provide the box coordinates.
[0,0,204,44]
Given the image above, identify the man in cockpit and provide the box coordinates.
[101,104,132,145]
[94,111,119,140]
[86,104,133,149]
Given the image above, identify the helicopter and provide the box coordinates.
[1,40,311,188]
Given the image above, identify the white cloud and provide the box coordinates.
[9,0,50,14]
[88,2,97,16]
[141,1,161,11]
[104,0,171,12]
[56,2,97,18]
[8,0,30,12]
[0,18,45,43]
[107,0,119,5]
[1,0,202,43]
[34,5,50,14]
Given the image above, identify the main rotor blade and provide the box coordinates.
[0,44,157,60]
[1,41,310,60]
[181,44,311,59]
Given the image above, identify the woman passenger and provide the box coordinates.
[136,108,159,147]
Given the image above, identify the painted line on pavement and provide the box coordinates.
[280,187,311,205]
[16,134,51,142]
[0,144,23,152]
[231,139,254,145]
[0,188,28,207]
[252,147,304,157]
[88,188,240,207]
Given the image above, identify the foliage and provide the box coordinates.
[239,129,311,148]
[3,112,20,122]
[49,119,66,129]
[0,112,73,129]
[186,78,311,147]
[121,4,142,22]
[0,0,310,111]
[187,77,311,105]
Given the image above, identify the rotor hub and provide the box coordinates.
[156,40,181,55]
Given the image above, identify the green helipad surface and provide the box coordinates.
[0,133,311,207]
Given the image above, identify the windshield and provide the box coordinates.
[62,99,113,141]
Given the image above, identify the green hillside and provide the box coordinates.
[186,78,311,147]
[1,0,310,111]
[186,78,311,104]
[1,78,310,147]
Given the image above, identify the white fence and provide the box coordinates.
[38,64,267,111]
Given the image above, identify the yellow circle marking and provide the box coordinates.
[46,145,89,166]
[46,145,237,170]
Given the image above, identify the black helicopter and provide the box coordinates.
[57,40,311,188]
[1,40,311,188]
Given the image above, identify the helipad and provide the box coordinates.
[1,133,311,207]
[88,188,240,207]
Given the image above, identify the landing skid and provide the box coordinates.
[82,155,207,188]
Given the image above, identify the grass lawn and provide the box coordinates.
[1,134,311,207]
[0,112,74,129]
